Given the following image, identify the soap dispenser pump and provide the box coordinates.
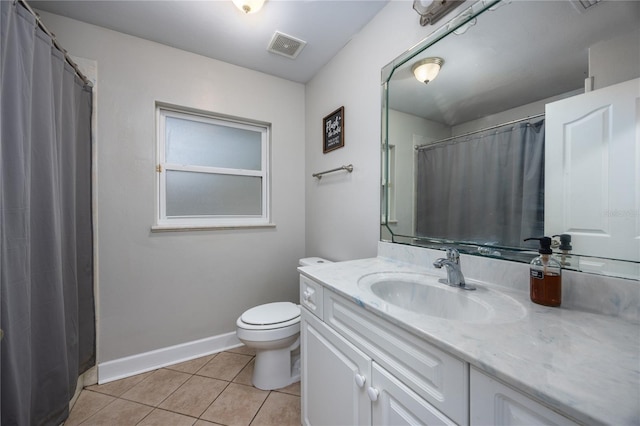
[524,237,562,307]
[553,233,573,267]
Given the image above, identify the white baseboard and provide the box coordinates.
[97,332,242,384]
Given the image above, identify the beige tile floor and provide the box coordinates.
[65,346,301,426]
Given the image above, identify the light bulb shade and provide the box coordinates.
[232,0,265,14]
[412,57,444,84]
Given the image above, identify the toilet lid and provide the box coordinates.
[241,302,300,326]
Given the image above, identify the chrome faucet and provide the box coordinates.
[433,248,475,291]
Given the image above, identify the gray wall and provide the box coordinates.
[590,28,640,90]
[39,12,306,364]
[304,1,466,261]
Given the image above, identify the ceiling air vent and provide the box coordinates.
[268,31,306,59]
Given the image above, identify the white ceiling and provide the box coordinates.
[30,0,389,83]
[387,0,640,125]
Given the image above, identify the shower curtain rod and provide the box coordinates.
[415,112,545,151]
[17,0,93,87]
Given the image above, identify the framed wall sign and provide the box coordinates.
[323,106,344,153]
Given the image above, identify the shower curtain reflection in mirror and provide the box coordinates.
[416,120,545,249]
[1,2,95,425]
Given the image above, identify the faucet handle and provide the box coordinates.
[446,248,460,264]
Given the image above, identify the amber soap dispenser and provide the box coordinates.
[524,237,562,307]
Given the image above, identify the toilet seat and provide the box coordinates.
[241,302,300,325]
[237,302,300,331]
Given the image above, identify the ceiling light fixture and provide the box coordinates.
[232,0,266,14]
[412,57,444,84]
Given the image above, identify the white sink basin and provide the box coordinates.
[357,272,526,323]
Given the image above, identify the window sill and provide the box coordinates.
[151,223,276,233]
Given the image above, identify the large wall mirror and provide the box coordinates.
[381,0,639,280]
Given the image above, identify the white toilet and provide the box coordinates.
[236,257,330,390]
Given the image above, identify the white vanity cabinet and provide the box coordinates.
[300,276,467,426]
[299,256,636,425]
[302,310,457,426]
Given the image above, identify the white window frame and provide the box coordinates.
[154,105,271,230]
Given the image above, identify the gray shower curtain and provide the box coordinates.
[416,120,545,248]
[1,2,95,425]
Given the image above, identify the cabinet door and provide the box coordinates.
[324,288,468,425]
[301,309,372,426]
[370,363,457,426]
[470,367,578,426]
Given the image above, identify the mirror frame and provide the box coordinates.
[380,0,640,280]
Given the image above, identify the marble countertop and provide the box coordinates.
[299,257,640,426]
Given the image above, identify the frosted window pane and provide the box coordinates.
[166,171,262,216]
[166,117,262,170]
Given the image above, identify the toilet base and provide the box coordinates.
[252,340,301,390]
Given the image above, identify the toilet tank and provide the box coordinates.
[299,257,331,266]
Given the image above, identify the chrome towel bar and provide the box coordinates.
[313,164,354,179]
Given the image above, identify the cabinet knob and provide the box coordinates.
[303,289,313,302]
[367,386,379,402]
[354,373,366,388]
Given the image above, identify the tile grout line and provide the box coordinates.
[74,390,119,426]
[248,390,272,426]
[158,351,255,422]
[191,352,256,422]
[232,352,273,426]
[131,367,199,425]
[192,375,235,421]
